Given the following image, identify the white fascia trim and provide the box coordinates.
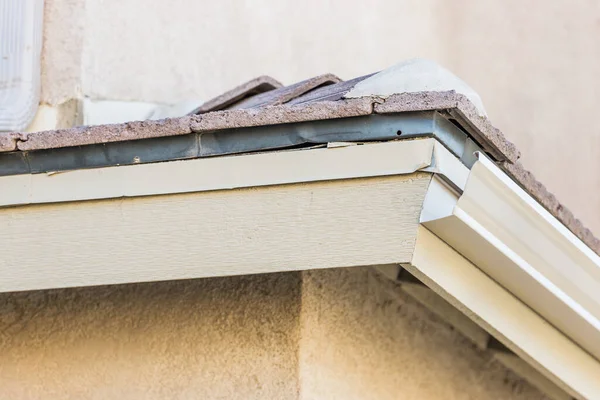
[408,226,600,400]
[421,153,600,363]
[0,138,467,208]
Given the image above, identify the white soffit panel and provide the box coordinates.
[421,153,600,363]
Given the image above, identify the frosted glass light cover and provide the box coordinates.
[0,0,44,131]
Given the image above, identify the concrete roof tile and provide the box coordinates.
[18,116,194,151]
[190,75,282,114]
[229,74,341,109]
[190,98,377,131]
[0,132,22,152]
[375,91,520,163]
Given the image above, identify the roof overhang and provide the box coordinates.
[0,139,451,294]
[1,136,599,399]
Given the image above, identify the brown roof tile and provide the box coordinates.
[190,75,282,114]
[287,73,376,105]
[375,91,520,163]
[229,74,341,109]
[0,132,22,152]
[18,116,194,151]
[190,98,377,131]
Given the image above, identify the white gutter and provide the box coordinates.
[408,226,600,400]
[0,0,45,131]
[421,153,600,364]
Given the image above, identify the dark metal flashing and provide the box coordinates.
[0,111,479,177]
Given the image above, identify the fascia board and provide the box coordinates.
[421,153,600,362]
[0,138,462,208]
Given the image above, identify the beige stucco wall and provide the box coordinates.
[39,0,600,235]
[299,268,546,400]
[0,273,302,399]
[0,268,546,399]
[438,0,600,239]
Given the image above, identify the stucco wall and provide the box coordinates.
[438,0,600,241]
[0,273,302,399]
[0,269,546,399]
[299,268,546,400]
[39,0,600,235]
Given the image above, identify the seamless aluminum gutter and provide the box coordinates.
[422,153,600,363]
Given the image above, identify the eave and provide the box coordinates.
[0,138,450,292]
[1,135,599,399]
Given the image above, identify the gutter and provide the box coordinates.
[0,0,45,131]
[421,153,600,364]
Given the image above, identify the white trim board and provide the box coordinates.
[408,226,600,400]
[0,138,468,208]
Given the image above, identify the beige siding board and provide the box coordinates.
[0,174,430,293]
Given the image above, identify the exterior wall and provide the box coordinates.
[0,268,546,399]
[0,273,302,400]
[299,268,546,400]
[39,0,600,235]
[438,0,600,242]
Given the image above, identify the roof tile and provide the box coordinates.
[287,73,376,105]
[0,132,22,152]
[190,98,377,132]
[190,75,282,114]
[18,116,195,151]
[375,91,520,163]
[230,74,341,109]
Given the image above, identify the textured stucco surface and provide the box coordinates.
[0,273,302,400]
[39,0,600,235]
[41,0,85,105]
[438,0,600,237]
[299,268,547,400]
[0,268,547,399]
